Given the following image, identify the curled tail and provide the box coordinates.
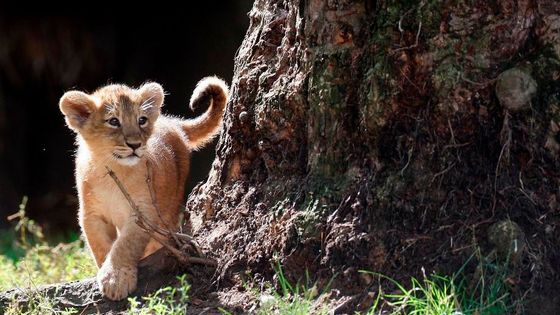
[183,76,228,150]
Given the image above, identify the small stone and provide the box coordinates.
[488,219,526,262]
[495,67,537,112]
[239,111,249,124]
[259,294,276,308]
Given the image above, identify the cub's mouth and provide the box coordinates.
[113,152,141,166]
[113,152,140,159]
[112,144,146,166]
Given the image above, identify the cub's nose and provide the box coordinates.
[126,142,141,150]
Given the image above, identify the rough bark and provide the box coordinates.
[186,0,560,313]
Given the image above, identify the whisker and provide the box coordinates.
[105,103,118,116]
[140,96,155,112]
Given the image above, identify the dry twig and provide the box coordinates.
[105,166,217,267]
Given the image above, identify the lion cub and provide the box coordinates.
[59,77,228,300]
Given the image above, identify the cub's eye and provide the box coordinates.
[138,116,148,126]
[107,117,121,127]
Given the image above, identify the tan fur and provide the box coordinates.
[59,77,228,300]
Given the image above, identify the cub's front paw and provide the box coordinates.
[96,262,137,301]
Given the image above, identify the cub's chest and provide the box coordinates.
[87,171,150,230]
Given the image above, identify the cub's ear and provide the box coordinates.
[139,82,164,114]
[59,91,95,131]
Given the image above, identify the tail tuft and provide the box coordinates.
[189,76,229,112]
[183,76,229,150]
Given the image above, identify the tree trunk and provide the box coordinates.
[187,0,560,313]
[3,0,560,313]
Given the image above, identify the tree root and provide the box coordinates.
[0,248,181,314]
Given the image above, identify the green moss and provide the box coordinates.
[418,0,446,36]
[470,33,492,70]
[433,57,462,98]
[532,46,560,95]
[372,0,446,44]
[309,51,352,110]
[375,172,409,210]
[294,196,330,239]
[307,51,355,177]
[361,68,389,131]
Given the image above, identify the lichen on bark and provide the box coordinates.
[187,0,560,312]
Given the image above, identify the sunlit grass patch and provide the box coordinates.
[361,258,519,315]
[0,197,96,291]
[0,241,96,291]
[127,274,190,315]
[4,291,78,315]
[254,261,331,315]
[363,269,459,315]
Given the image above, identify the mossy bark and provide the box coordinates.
[188,0,560,312]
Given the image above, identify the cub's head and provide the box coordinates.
[59,83,164,166]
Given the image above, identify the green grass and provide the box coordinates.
[363,269,459,315]
[4,291,79,315]
[127,274,190,315]
[0,198,97,314]
[255,261,330,315]
[242,256,517,314]
[456,261,514,314]
[361,260,517,315]
[0,199,96,291]
[0,241,95,291]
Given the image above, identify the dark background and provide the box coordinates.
[0,4,252,233]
